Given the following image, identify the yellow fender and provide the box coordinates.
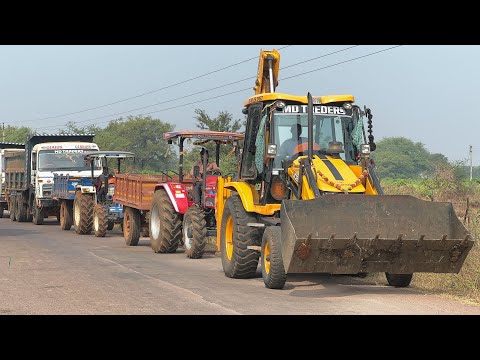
[215,177,281,251]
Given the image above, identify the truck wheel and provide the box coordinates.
[0,204,4,218]
[16,196,28,222]
[93,204,108,237]
[73,191,93,235]
[107,220,115,231]
[183,205,207,259]
[220,195,260,279]
[149,189,181,253]
[9,198,16,221]
[32,205,44,225]
[385,273,413,288]
[261,226,287,289]
[60,201,73,230]
[123,207,140,246]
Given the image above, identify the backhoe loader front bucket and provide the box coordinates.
[280,195,474,274]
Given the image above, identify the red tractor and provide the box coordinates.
[114,131,243,259]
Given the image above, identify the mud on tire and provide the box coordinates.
[183,205,207,259]
[149,189,181,253]
[220,195,260,279]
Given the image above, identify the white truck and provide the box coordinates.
[0,142,25,218]
[4,134,101,225]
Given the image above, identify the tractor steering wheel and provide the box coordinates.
[290,142,321,160]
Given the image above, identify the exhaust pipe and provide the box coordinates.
[307,92,313,160]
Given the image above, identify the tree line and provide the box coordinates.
[3,113,475,181]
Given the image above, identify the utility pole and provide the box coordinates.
[469,145,473,181]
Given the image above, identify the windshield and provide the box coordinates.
[273,113,353,168]
[38,149,100,172]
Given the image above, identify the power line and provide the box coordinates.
[15,45,293,125]
[35,46,361,131]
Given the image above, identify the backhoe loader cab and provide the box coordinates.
[216,48,474,290]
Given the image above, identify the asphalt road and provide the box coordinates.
[1,214,479,315]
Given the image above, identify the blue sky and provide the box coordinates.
[1,45,478,164]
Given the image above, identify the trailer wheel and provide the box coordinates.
[60,201,73,230]
[220,195,260,279]
[385,273,413,288]
[261,226,287,289]
[183,205,207,259]
[32,205,44,225]
[123,206,141,246]
[16,196,28,222]
[0,204,4,218]
[73,191,93,235]
[9,197,16,221]
[149,189,181,253]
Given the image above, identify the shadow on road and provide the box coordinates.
[284,273,412,298]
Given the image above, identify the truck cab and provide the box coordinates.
[31,142,102,203]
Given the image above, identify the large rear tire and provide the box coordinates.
[385,273,413,288]
[93,203,108,237]
[123,206,141,246]
[149,189,181,253]
[32,205,44,225]
[220,195,260,279]
[183,205,207,259]
[73,191,93,235]
[60,201,73,230]
[261,226,286,289]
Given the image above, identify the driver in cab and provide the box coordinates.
[278,124,307,159]
[190,148,221,204]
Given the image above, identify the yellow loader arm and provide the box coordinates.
[254,49,280,95]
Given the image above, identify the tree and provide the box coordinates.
[373,137,433,179]
[194,109,242,133]
[3,125,32,143]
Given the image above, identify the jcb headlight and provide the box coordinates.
[360,144,371,158]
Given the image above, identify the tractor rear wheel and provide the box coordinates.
[183,205,207,259]
[93,204,108,237]
[261,226,286,289]
[60,201,73,230]
[149,189,181,253]
[123,206,140,246]
[73,191,93,235]
[385,273,413,288]
[220,195,260,279]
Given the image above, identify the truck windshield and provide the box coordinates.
[273,113,353,168]
[38,150,100,172]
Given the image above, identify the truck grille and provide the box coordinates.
[42,184,53,197]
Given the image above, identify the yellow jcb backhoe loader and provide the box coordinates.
[215,49,474,289]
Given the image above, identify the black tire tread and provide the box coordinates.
[221,195,260,279]
[261,226,287,289]
[60,201,73,230]
[150,189,182,253]
[94,203,108,237]
[123,206,141,246]
[183,205,207,259]
[74,192,93,235]
[385,273,413,288]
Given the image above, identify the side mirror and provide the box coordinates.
[193,165,200,178]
